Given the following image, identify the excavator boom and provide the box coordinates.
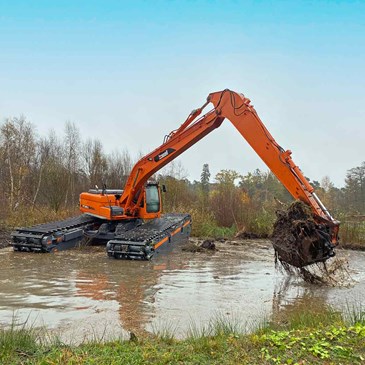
[208,90,338,228]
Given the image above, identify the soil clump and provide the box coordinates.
[271,200,333,269]
[182,239,217,253]
[271,200,349,285]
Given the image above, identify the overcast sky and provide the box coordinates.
[1,0,364,187]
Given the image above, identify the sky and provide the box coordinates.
[0,0,364,187]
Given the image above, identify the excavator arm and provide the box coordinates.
[208,90,339,235]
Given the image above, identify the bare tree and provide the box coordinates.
[63,121,81,206]
[37,131,69,212]
[105,149,133,188]
[0,117,36,210]
[82,139,108,187]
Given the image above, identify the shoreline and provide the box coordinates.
[0,232,364,251]
[1,313,364,364]
[0,230,11,250]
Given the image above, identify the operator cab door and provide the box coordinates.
[140,183,162,219]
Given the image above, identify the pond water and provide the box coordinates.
[0,240,364,343]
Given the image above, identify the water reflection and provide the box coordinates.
[72,250,190,336]
[0,242,363,342]
[271,276,331,326]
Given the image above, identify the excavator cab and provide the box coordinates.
[138,182,162,219]
[145,183,161,213]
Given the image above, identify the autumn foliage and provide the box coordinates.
[0,117,364,242]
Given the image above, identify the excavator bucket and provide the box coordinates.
[271,201,336,268]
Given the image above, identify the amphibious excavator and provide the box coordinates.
[11,89,339,266]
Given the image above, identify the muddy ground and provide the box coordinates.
[0,230,11,249]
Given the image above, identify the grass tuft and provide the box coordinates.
[344,301,365,325]
[0,315,40,363]
[151,319,179,343]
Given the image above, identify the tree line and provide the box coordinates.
[0,117,133,225]
[1,116,364,238]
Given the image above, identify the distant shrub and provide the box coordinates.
[340,221,365,245]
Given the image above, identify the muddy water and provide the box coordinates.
[0,241,364,343]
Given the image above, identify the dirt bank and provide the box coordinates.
[0,229,11,249]
[235,230,269,239]
[339,242,365,251]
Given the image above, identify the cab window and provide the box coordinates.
[146,185,160,213]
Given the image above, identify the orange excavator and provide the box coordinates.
[11,89,339,266]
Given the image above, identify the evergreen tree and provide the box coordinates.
[200,163,210,194]
[199,163,211,212]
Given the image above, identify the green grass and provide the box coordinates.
[196,223,236,239]
[267,301,344,332]
[2,306,365,364]
[0,316,42,364]
[3,323,365,364]
[344,302,365,325]
[188,208,237,239]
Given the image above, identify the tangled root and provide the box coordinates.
[271,201,334,268]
